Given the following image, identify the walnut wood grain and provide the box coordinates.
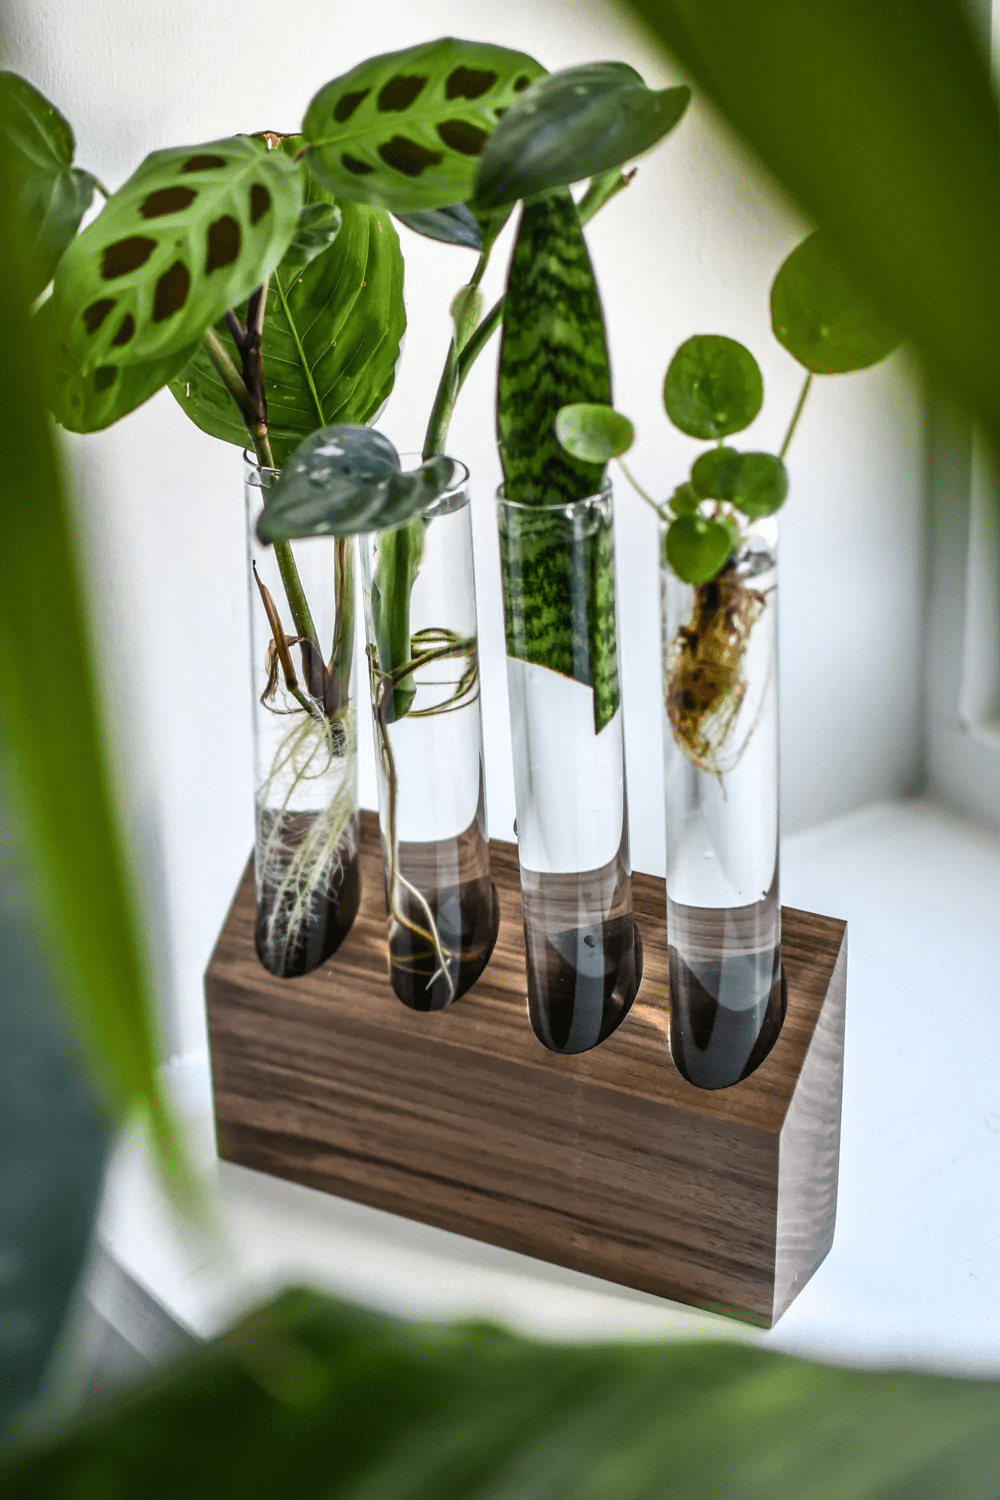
[206,811,847,1327]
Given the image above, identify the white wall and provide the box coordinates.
[2,0,925,1059]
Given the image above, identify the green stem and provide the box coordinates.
[617,457,667,519]
[780,371,813,459]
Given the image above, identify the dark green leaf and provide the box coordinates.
[34,296,199,432]
[395,201,482,249]
[474,63,690,209]
[690,444,740,498]
[170,201,405,467]
[282,200,342,269]
[663,334,763,439]
[730,451,788,516]
[4,1288,1000,1497]
[302,39,545,215]
[771,229,902,375]
[665,513,733,581]
[555,402,634,463]
[668,480,700,514]
[53,136,302,369]
[623,0,1000,452]
[0,71,95,299]
[256,425,456,541]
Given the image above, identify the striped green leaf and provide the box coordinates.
[170,201,404,466]
[52,136,302,369]
[0,71,95,299]
[301,39,545,214]
[497,191,620,733]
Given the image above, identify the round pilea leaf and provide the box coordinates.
[555,403,634,463]
[52,136,302,369]
[730,451,788,518]
[690,445,741,499]
[771,229,902,374]
[665,513,733,584]
[663,335,763,440]
[668,482,700,515]
[301,39,545,215]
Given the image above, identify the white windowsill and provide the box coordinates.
[96,795,1000,1374]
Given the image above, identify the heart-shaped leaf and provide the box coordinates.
[301,39,545,215]
[52,136,302,370]
[730,451,788,517]
[0,72,95,298]
[34,296,199,433]
[663,334,763,439]
[257,425,456,542]
[395,202,482,249]
[555,402,635,462]
[170,201,405,466]
[474,63,690,209]
[665,513,733,583]
[771,229,902,374]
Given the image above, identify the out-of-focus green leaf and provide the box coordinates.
[623,0,1000,450]
[450,284,482,353]
[555,402,635,462]
[3,1289,1000,1497]
[170,201,405,467]
[665,512,733,581]
[301,39,545,214]
[668,480,699,514]
[729,451,788,517]
[53,136,302,368]
[475,63,690,209]
[257,425,456,540]
[690,444,740,498]
[771,229,902,375]
[0,126,180,1181]
[395,201,483,249]
[663,334,763,439]
[0,71,95,299]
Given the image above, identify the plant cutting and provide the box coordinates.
[257,41,692,1012]
[556,227,901,1085]
[5,67,407,978]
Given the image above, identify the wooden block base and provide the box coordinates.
[206,812,847,1327]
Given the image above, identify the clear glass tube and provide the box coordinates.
[244,455,360,978]
[661,514,784,1088]
[497,482,642,1054]
[360,461,497,1011]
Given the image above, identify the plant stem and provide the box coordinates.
[617,458,667,519]
[780,371,813,459]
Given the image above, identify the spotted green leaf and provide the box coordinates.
[301,39,545,215]
[475,63,690,209]
[665,513,733,583]
[663,334,763,440]
[52,137,302,371]
[0,71,95,299]
[555,402,635,463]
[771,229,902,375]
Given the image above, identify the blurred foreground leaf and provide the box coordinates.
[2,1288,999,1497]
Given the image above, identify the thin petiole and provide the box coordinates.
[779,371,813,459]
[617,457,667,519]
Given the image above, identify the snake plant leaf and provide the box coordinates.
[729,451,788,517]
[52,136,302,370]
[0,72,96,300]
[256,425,456,541]
[301,39,545,215]
[170,201,405,467]
[395,202,483,249]
[666,512,734,582]
[771,229,902,375]
[556,402,635,463]
[475,64,690,209]
[497,191,620,733]
[663,334,763,439]
[34,296,199,432]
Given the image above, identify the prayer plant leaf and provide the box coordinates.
[52,136,302,370]
[301,39,546,215]
[663,334,763,439]
[170,201,405,467]
[395,202,483,249]
[0,71,95,300]
[282,200,343,269]
[34,296,199,432]
[555,402,635,463]
[256,425,456,541]
[771,229,902,375]
[474,63,690,209]
[665,513,733,583]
